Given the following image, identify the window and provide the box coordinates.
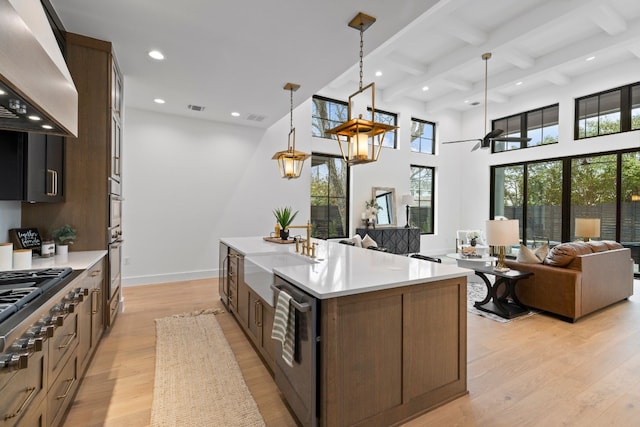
[493,104,559,152]
[491,149,640,274]
[310,154,349,239]
[369,108,398,148]
[570,154,617,240]
[409,165,434,234]
[410,118,435,154]
[575,82,640,139]
[632,84,640,130]
[312,96,347,139]
[576,90,621,138]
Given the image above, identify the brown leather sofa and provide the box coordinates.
[504,241,634,322]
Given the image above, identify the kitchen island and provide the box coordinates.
[220,237,470,427]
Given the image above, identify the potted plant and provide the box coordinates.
[51,224,76,255]
[273,207,298,240]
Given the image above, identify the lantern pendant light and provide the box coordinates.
[326,12,397,166]
[272,83,310,179]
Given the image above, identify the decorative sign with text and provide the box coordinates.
[9,228,42,253]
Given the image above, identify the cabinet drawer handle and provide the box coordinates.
[46,169,57,196]
[4,386,36,420]
[91,288,101,314]
[56,377,76,400]
[256,301,262,327]
[58,332,76,350]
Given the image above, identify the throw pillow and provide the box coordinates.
[362,234,377,248]
[351,234,363,248]
[534,243,549,260]
[516,244,542,263]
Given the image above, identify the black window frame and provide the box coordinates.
[492,104,559,153]
[310,152,350,239]
[575,82,640,140]
[410,117,436,155]
[311,95,348,140]
[409,164,435,235]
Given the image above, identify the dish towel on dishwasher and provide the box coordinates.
[271,290,295,367]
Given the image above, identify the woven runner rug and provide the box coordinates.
[151,309,265,427]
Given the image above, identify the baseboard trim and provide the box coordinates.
[123,269,218,287]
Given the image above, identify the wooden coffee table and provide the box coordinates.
[471,265,533,319]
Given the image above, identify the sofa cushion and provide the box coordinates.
[602,240,624,250]
[517,244,549,263]
[587,241,609,252]
[544,242,594,267]
[351,234,363,247]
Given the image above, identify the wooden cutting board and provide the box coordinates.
[263,237,296,244]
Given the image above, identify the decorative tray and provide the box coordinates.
[263,237,296,244]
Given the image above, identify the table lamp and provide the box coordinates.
[485,219,519,272]
[575,218,600,242]
[400,194,415,228]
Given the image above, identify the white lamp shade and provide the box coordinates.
[485,219,520,246]
[575,218,601,238]
[400,194,415,205]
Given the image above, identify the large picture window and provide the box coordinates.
[491,149,640,274]
[310,154,348,239]
[409,165,434,234]
[410,118,435,154]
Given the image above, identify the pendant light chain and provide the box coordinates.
[289,87,294,133]
[359,24,364,90]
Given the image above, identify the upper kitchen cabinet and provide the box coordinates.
[110,59,123,191]
[0,130,64,203]
[22,33,122,250]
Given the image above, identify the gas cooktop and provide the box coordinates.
[0,268,73,323]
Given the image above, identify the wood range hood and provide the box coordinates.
[0,0,78,137]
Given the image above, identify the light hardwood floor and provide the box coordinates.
[64,279,640,426]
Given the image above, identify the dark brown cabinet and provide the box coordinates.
[0,130,64,203]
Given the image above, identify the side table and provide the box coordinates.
[472,265,533,319]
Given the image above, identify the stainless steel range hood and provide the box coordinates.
[0,0,78,137]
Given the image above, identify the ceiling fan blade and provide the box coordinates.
[442,138,482,144]
[485,128,504,139]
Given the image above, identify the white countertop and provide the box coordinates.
[223,237,470,299]
[17,250,107,271]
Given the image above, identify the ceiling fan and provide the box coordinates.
[443,52,531,151]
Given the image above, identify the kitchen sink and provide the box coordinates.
[244,252,317,305]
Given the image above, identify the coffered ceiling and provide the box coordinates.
[50,0,640,128]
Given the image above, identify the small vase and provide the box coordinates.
[280,229,290,240]
[57,244,69,255]
[470,238,477,247]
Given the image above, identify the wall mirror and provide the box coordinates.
[372,187,396,227]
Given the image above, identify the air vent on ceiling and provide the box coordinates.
[246,114,266,122]
[187,104,205,111]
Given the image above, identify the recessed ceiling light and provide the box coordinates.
[515,81,523,86]
[375,71,382,77]
[231,112,240,117]
[422,86,429,91]
[28,115,41,121]
[464,100,470,104]
[154,98,165,104]
[148,50,165,60]
[586,56,595,61]
[42,124,53,130]
[0,89,6,95]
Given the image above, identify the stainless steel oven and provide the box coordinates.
[108,181,123,324]
[271,275,319,427]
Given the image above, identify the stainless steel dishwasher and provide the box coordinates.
[271,275,319,427]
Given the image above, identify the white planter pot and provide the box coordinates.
[56,244,69,256]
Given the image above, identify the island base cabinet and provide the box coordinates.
[320,277,467,427]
